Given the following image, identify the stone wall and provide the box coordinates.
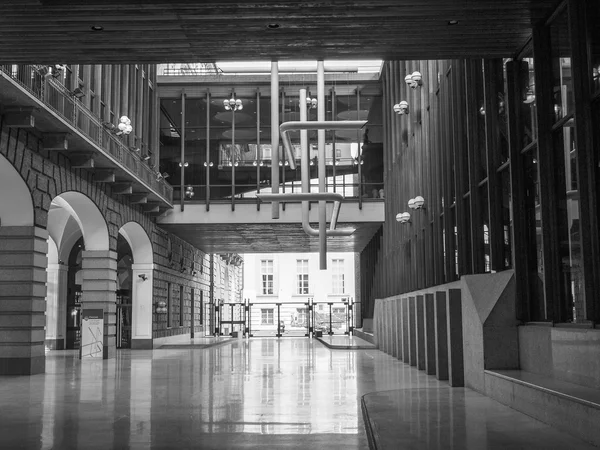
[0,114,237,343]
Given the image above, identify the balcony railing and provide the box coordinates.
[0,64,173,205]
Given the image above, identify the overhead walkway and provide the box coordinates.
[157,197,384,254]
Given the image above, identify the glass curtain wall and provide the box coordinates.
[159,80,383,204]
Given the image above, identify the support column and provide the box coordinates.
[45,263,68,350]
[391,299,399,358]
[0,226,48,375]
[401,297,409,362]
[81,250,117,359]
[423,293,436,375]
[415,294,425,370]
[131,263,154,349]
[396,298,404,361]
[447,288,464,386]
[434,291,449,380]
[408,296,417,366]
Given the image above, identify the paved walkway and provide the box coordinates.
[0,338,595,449]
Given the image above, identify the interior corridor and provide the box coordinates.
[0,338,595,450]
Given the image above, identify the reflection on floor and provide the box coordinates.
[0,338,594,449]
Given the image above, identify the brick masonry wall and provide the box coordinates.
[0,116,238,340]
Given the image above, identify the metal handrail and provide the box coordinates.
[0,64,173,204]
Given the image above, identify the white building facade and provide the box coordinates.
[242,253,357,336]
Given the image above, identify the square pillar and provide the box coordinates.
[447,288,464,387]
[0,226,48,375]
[396,298,404,361]
[392,299,399,359]
[415,294,425,370]
[408,296,417,366]
[423,293,436,375]
[81,250,118,359]
[434,291,449,380]
[401,297,409,362]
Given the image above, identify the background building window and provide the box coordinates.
[261,308,274,325]
[179,285,184,327]
[261,260,273,294]
[331,259,345,294]
[167,282,172,328]
[296,259,309,294]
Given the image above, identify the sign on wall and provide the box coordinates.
[81,309,104,358]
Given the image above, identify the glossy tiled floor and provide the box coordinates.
[0,338,595,450]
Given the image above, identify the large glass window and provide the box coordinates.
[261,260,273,295]
[296,259,309,295]
[554,124,585,322]
[550,11,573,122]
[591,1,600,96]
[331,259,345,294]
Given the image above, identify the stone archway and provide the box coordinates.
[49,191,115,359]
[119,221,154,349]
[0,153,45,374]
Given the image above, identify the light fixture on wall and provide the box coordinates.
[103,116,133,136]
[155,301,167,314]
[306,95,318,109]
[408,196,425,210]
[404,71,422,89]
[203,161,214,167]
[179,161,189,168]
[523,85,536,104]
[71,87,85,99]
[138,273,148,281]
[393,101,409,115]
[185,185,194,199]
[396,212,411,224]
[141,154,151,161]
[156,172,170,181]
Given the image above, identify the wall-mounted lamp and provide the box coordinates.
[179,161,189,168]
[408,196,425,210]
[393,101,409,115]
[155,300,167,314]
[306,96,318,109]
[129,146,141,153]
[396,212,411,224]
[223,97,243,111]
[103,116,133,136]
[523,85,535,104]
[156,172,170,181]
[405,71,422,89]
[138,273,148,281]
[203,161,214,167]
[142,154,151,161]
[185,185,194,199]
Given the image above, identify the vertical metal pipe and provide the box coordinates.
[180,89,186,211]
[231,105,236,211]
[357,88,363,209]
[206,90,210,211]
[300,89,309,222]
[256,88,261,207]
[271,61,280,219]
[317,60,327,270]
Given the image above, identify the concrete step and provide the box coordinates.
[485,369,600,447]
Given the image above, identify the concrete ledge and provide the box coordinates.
[485,369,600,447]
[316,335,376,349]
[131,338,153,350]
[353,328,376,345]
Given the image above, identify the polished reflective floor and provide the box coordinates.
[0,338,594,449]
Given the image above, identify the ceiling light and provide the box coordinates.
[267,23,280,29]
[448,20,459,25]
[90,25,104,31]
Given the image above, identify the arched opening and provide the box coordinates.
[116,234,133,349]
[45,192,110,352]
[118,222,154,349]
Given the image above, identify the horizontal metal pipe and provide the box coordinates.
[279,120,367,170]
[256,193,354,236]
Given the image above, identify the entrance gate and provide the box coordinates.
[207,298,355,338]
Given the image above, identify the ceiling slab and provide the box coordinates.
[160,222,382,254]
[0,1,557,63]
